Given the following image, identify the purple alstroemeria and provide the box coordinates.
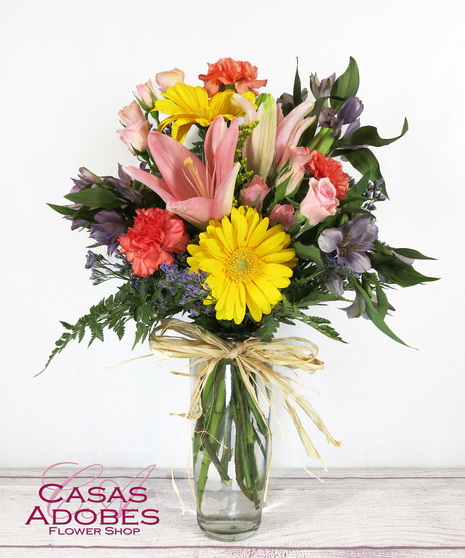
[89,210,127,254]
[310,73,335,100]
[70,168,103,193]
[318,215,379,273]
[319,96,364,137]
[343,291,396,320]
[105,164,143,205]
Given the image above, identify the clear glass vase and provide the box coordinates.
[191,352,270,541]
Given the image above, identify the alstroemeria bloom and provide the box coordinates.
[124,116,240,229]
[155,68,185,93]
[240,175,271,211]
[300,177,339,225]
[318,215,378,273]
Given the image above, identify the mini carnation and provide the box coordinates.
[118,208,188,277]
[198,58,267,96]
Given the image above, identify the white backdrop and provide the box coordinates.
[1,0,463,471]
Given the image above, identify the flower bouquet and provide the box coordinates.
[44,57,436,540]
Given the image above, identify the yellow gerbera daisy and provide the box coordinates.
[187,206,298,324]
[153,82,255,143]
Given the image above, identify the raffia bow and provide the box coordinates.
[149,318,341,470]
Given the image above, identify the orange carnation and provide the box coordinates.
[307,150,350,200]
[199,58,267,97]
[119,208,188,277]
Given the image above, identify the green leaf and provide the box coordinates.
[346,171,374,198]
[335,147,383,183]
[390,247,436,261]
[300,97,328,147]
[374,281,389,320]
[370,253,439,287]
[47,203,77,217]
[330,57,360,112]
[293,58,303,106]
[351,280,410,347]
[338,118,409,149]
[293,242,324,267]
[65,188,122,209]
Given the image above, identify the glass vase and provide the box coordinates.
[191,352,270,541]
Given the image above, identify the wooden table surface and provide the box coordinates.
[0,468,464,557]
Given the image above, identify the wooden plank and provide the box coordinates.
[0,469,464,556]
[2,547,465,558]
[2,467,464,479]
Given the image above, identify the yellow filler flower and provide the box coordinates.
[153,82,255,142]
[187,206,297,324]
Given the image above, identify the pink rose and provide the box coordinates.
[118,100,145,126]
[156,68,185,93]
[117,120,149,154]
[240,175,271,211]
[300,177,339,225]
[136,79,157,110]
[269,204,295,230]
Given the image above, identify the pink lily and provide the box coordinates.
[232,94,315,180]
[274,99,315,173]
[124,116,240,229]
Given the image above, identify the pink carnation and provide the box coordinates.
[119,208,189,277]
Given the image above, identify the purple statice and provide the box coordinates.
[85,250,132,285]
[320,253,361,296]
[318,215,378,274]
[89,210,127,254]
[362,179,387,211]
[155,257,212,318]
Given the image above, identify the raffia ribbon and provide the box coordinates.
[149,318,341,473]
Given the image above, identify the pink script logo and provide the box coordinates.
[25,462,160,536]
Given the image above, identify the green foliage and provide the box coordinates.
[330,57,360,112]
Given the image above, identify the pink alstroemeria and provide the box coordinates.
[124,116,240,229]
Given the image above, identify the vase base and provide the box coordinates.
[197,517,260,541]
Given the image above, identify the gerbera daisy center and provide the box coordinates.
[226,248,260,281]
